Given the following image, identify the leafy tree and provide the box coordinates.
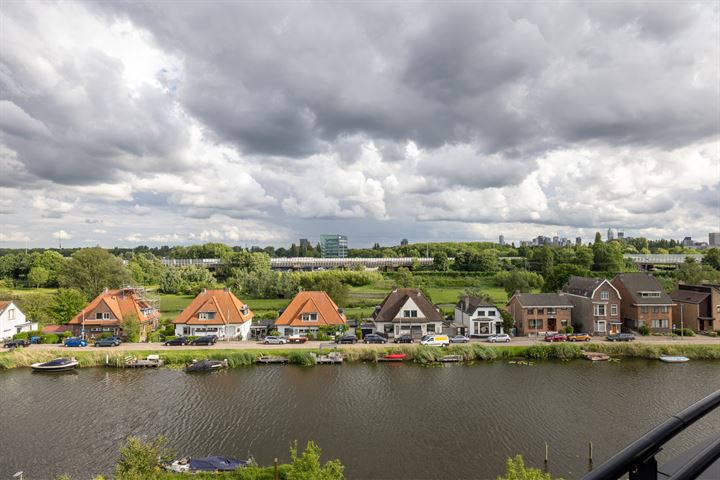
[127,253,164,285]
[50,288,87,324]
[497,455,561,480]
[159,268,184,294]
[594,232,602,245]
[31,250,66,286]
[500,309,515,334]
[675,258,720,285]
[460,288,492,302]
[286,441,345,480]
[62,247,132,299]
[494,270,544,299]
[573,246,594,270]
[300,275,349,307]
[702,248,720,270]
[532,246,554,277]
[433,252,450,271]
[121,312,141,342]
[114,436,173,480]
[27,266,50,288]
[592,242,625,273]
[542,264,592,293]
[16,293,53,324]
[394,268,415,288]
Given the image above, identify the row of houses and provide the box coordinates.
[2,272,717,342]
[507,273,719,336]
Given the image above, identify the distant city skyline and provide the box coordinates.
[1,2,718,248]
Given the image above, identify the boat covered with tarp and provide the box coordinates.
[165,456,250,473]
[31,357,79,372]
[185,359,228,373]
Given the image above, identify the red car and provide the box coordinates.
[544,333,567,342]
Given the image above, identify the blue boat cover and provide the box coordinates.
[188,456,248,471]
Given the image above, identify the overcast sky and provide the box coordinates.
[1,1,718,249]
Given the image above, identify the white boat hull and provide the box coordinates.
[31,360,79,371]
[659,356,689,363]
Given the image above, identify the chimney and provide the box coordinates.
[202,288,207,294]
[103,287,109,293]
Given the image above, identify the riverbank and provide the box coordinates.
[2,342,720,370]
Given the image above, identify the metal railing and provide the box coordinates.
[582,389,720,480]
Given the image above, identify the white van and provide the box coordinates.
[420,334,450,347]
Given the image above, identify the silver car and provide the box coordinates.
[263,336,287,345]
[487,334,511,343]
[450,335,470,343]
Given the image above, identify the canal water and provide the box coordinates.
[0,360,718,480]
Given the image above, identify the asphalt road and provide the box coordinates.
[11,334,720,352]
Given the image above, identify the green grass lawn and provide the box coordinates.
[6,287,58,298]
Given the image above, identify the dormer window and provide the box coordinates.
[640,292,661,298]
[403,310,418,318]
[477,310,486,317]
[198,312,216,320]
[301,313,318,322]
[96,312,110,320]
[600,291,609,300]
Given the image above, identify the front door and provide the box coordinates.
[610,323,620,334]
[547,318,557,331]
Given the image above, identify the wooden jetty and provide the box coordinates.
[124,354,164,368]
[582,351,610,362]
[314,352,344,364]
[257,355,289,364]
[439,354,464,363]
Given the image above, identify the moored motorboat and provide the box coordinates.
[378,353,407,362]
[659,355,689,363]
[583,351,610,362]
[185,359,228,372]
[165,456,250,473]
[31,357,79,372]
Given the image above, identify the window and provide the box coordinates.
[427,324,436,333]
[95,312,110,320]
[198,312,216,320]
[477,310,486,317]
[526,309,534,315]
[652,306,659,314]
[611,304,618,316]
[594,304,606,316]
[661,306,668,313]
[403,310,418,318]
[8,309,15,320]
[652,319,669,329]
[597,320,607,332]
[547,308,556,315]
[640,306,649,314]
[537,308,544,315]
[560,319,568,326]
[600,291,609,300]
[529,319,543,329]
[301,313,318,322]
[641,292,661,298]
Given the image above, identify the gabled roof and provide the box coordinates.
[455,295,496,315]
[562,276,621,300]
[0,300,16,316]
[508,293,574,308]
[42,325,73,334]
[274,291,347,326]
[174,289,253,325]
[612,273,674,305]
[68,288,159,325]
[373,288,443,323]
[670,290,710,304]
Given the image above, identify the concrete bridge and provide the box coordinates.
[623,253,704,270]
[160,257,436,270]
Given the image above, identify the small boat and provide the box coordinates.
[31,357,79,372]
[378,353,407,362]
[165,456,250,473]
[583,352,610,362]
[315,352,344,364]
[659,355,689,363]
[185,359,228,372]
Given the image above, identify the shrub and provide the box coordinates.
[114,436,173,480]
[638,325,651,336]
[63,330,73,338]
[40,334,60,344]
[526,345,550,359]
[354,328,363,340]
[12,332,29,340]
[563,325,574,334]
[673,328,695,337]
[288,351,316,366]
[497,455,560,480]
[147,331,164,343]
[100,332,114,339]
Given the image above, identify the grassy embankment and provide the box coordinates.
[3,343,720,370]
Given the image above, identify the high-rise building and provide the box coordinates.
[400,238,409,246]
[710,232,720,246]
[576,236,582,246]
[299,238,311,249]
[682,236,694,247]
[319,234,348,258]
[617,232,624,239]
[607,228,616,241]
[499,235,505,246]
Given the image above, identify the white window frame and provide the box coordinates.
[403,310,418,318]
[611,304,618,316]
[8,309,15,320]
[597,320,607,332]
[594,304,606,316]
[652,319,669,329]
[529,319,543,329]
[600,291,609,300]
[301,313,318,322]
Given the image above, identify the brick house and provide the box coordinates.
[561,276,623,335]
[173,288,254,340]
[506,293,573,336]
[611,273,675,333]
[68,288,160,341]
[670,284,720,333]
[274,291,347,337]
[372,288,444,339]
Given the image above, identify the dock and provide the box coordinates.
[439,355,464,363]
[257,355,289,364]
[582,352,610,362]
[124,354,164,368]
[314,352,343,364]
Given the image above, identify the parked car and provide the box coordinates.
[420,335,450,347]
[288,335,308,344]
[607,333,635,342]
[364,334,387,344]
[263,336,287,345]
[567,333,592,342]
[3,338,30,348]
[165,336,189,346]
[393,334,413,344]
[335,335,358,344]
[64,337,88,347]
[450,335,470,344]
[94,336,121,347]
[544,333,567,342]
[191,335,218,346]
[487,333,511,343]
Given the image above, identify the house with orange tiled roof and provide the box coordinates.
[274,291,347,337]
[68,287,160,341]
[173,288,253,340]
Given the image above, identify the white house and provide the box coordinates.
[173,289,253,340]
[372,288,444,339]
[454,296,504,337]
[0,301,37,341]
